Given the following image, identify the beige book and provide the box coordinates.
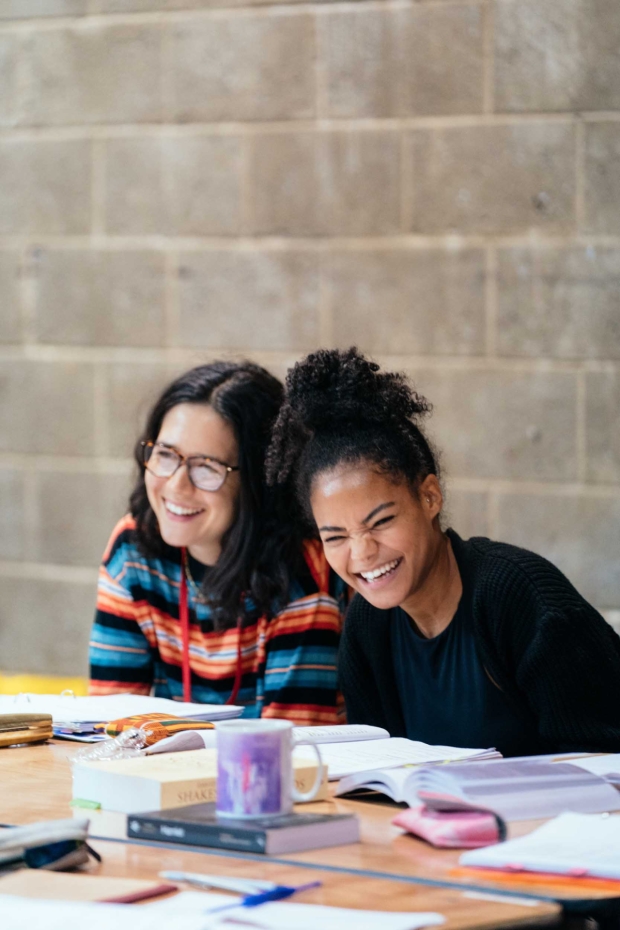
[72,748,327,814]
[0,869,176,902]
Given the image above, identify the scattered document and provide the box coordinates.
[336,758,620,820]
[460,811,620,880]
[151,890,446,930]
[569,754,620,783]
[294,737,499,780]
[0,891,446,930]
[0,896,206,930]
[0,694,243,741]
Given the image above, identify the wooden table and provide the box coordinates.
[0,741,569,929]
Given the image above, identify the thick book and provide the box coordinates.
[336,757,620,822]
[127,801,359,854]
[72,748,327,814]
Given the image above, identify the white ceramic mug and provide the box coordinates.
[216,719,324,818]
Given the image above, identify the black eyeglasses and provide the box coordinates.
[141,441,240,492]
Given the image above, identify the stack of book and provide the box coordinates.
[72,748,328,841]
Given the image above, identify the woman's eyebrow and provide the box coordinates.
[318,502,396,534]
[363,502,396,523]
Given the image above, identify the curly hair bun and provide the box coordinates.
[285,347,430,432]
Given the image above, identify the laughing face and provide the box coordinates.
[310,463,443,612]
[145,402,240,565]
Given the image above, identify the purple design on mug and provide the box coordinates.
[217,730,282,817]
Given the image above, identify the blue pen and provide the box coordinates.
[203,880,322,915]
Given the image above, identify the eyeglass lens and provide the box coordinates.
[144,444,227,491]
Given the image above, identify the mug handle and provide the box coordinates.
[291,738,325,803]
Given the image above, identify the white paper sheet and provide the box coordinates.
[0,895,212,930]
[569,754,620,778]
[152,890,446,930]
[461,811,620,879]
[294,737,496,780]
[0,694,243,726]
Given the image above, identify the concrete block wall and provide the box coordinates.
[1,0,620,674]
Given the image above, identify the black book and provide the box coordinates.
[127,802,359,855]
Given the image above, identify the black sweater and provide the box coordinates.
[339,530,620,753]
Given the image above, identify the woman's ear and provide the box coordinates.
[419,474,443,521]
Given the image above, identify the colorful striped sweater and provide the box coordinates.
[89,516,346,725]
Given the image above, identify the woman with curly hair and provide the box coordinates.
[266,347,620,754]
[89,361,346,724]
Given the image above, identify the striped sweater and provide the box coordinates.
[89,515,346,725]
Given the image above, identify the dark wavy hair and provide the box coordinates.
[130,361,301,630]
[265,347,438,516]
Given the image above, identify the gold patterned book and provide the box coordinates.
[0,713,53,748]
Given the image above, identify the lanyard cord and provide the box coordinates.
[180,548,243,706]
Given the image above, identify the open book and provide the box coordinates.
[336,757,620,821]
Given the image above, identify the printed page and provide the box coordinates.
[461,811,620,879]
[294,737,491,780]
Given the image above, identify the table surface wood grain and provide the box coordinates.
[0,740,589,927]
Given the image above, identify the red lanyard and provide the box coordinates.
[179,549,243,706]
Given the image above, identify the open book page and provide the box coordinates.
[294,737,495,780]
[293,725,389,744]
[460,811,620,879]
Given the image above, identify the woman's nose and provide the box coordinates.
[166,461,193,493]
[349,532,378,565]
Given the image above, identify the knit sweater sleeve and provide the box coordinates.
[469,539,620,753]
[515,601,620,752]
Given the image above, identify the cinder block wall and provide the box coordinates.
[1,0,620,675]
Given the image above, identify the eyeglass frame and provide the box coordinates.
[140,440,240,491]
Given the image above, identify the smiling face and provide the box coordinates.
[145,402,240,565]
[310,462,444,612]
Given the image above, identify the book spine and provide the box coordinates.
[127,817,267,853]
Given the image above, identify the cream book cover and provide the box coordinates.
[73,748,327,813]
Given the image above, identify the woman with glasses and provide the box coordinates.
[88,361,346,723]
